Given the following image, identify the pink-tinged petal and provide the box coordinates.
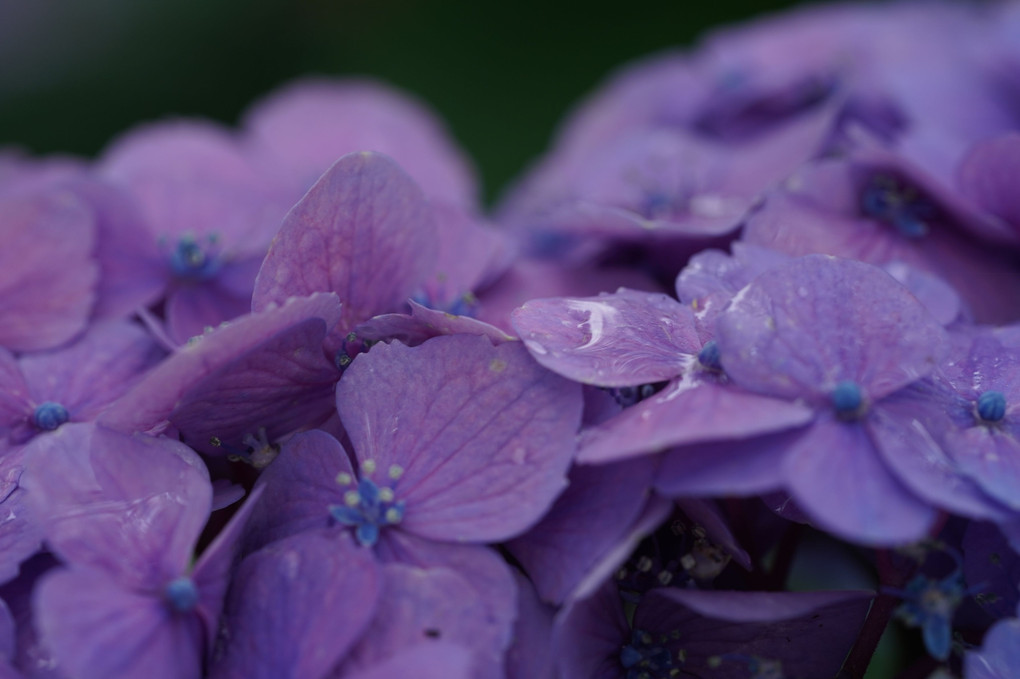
[99,120,287,248]
[718,255,947,402]
[869,399,1011,522]
[98,293,342,456]
[474,259,662,335]
[505,456,657,605]
[19,320,164,422]
[342,642,473,679]
[512,290,699,387]
[374,530,517,666]
[34,567,203,679]
[578,376,814,464]
[210,530,380,679]
[339,562,505,679]
[252,152,438,350]
[0,190,97,352]
[636,588,873,679]
[339,335,582,542]
[21,424,210,588]
[421,204,512,308]
[191,485,266,651]
[957,133,1020,231]
[243,430,354,553]
[782,418,936,545]
[506,570,555,679]
[242,78,478,210]
[355,301,515,348]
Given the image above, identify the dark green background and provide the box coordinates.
[0,0,805,203]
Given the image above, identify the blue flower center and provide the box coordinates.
[894,571,965,661]
[168,235,222,281]
[32,402,69,431]
[831,380,864,419]
[976,390,1007,423]
[697,340,722,372]
[163,576,199,613]
[620,629,680,679]
[410,290,479,318]
[329,463,406,547]
[861,175,935,239]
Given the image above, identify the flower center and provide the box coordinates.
[32,402,69,431]
[168,235,222,281]
[697,340,722,372]
[894,571,965,661]
[976,390,1007,423]
[329,462,406,547]
[830,380,865,420]
[860,175,935,239]
[619,629,681,679]
[163,576,199,613]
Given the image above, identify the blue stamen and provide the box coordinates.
[697,340,722,371]
[164,576,199,613]
[893,571,965,661]
[329,475,405,547]
[861,175,934,239]
[32,402,69,431]
[831,380,864,419]
[977,390,1007,423]
[169,235,221,281]
[619,629,680,679]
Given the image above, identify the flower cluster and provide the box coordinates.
[2,2,1020,678]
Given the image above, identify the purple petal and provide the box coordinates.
[165,273,258,346]
[99,293,342,456]
[505,456,657,604]
[505,570,556,679]
[338,336,582,542]
[964,618,1020,679]
[342,642,474,679]
[21,424,210,588]
[578,376,814,464]
[34,567,203,679]
[717,254,947,402]
[0,487,43,586]
[355,301,515,348]
[242,78,478,210]
[512,290,699,387]
[0,190,97,352]
[553,581,631,679]
[210,530,380,679]
[243,430,354,552]
[957,133,1020,230]
[782,418,936,545]
[252,152,438,349]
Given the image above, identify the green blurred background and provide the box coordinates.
[0,0,805,203]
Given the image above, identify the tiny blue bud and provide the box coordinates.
[697,340,722,371]
[164,576,199,613]
[977,390,1007,423]
[169,236,220,281]
[831,380,864,418]
[33,402,69,431]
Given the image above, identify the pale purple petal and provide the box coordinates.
[340,642,473,679]
[355,301,515,348]
[21,424,210,588]
[0,190,97,352]
[252,152,438,350]
[34,567,203,679]
[964,618,1020,679]
[511,290,699,387]
[578,376,814,464]
[338,335,582,542]
[505,570,555,679]
[98,293,342,456]
[0,487,43,586]
[782,417,937,545]
[957,133,1020,231]
[718,255,947,402]
[210,530,380,679]
[165,276,257,346]
[505,456,657,604]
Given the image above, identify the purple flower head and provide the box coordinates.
[98,120,292,344]
[21,423,260,679]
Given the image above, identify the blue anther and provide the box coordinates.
[861,175,933,239]
[164,576,199,613]
[831,380,864,418]
[977,390,1007,423]
[169,236,221,281]
[619,629,678,679]
[893,571,965,661]
[697,340,722,371]
[329,477,405,547]
[32,402,69,431]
